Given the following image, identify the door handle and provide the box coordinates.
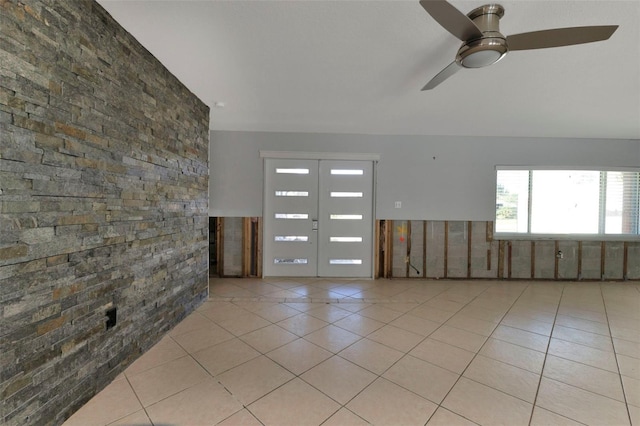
[312,220,318,230]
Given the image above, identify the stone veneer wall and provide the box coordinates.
[0,1,210,424]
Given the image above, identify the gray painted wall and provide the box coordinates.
[210,131,639,220]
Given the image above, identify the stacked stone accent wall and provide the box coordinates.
[0,1,210,424]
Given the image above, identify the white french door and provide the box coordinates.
[263,158,374,277]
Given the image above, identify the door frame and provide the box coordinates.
[260,151,380,278]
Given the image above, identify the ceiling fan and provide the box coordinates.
[420,0,618,90]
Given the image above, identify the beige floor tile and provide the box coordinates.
[390,314,441,336]
[548,338,619,373]
[172,322,235,353]
[367,324,424,352]
[277,313,328,336]
[248,378,340,426]
[423,298,466,313]
[543,354,625,401]
[529,406,584,426]
[283,301,317,312]
[426,407,478,426]
[216,408,263,426]
[217,355,294,405]
[125,335,187,376]
[146,378,242,425]
[198,302,250,323]
[609,314,640,332]
[239,324,298,353]
[330,285,369,297]
[357,304,404,323]
[409,338,475,374]
[618,353,640,380]
[266,338,333,375]
[289,284,322,297]
[247,282,287,296]
[490,324,550,353]
[501,313,554,336]
[209,285,256,298]
[442,377,532,426]
[552,324,614,352]
[322,408,369,426]
[445,314,498,337]
[339,338,404,375]
[301,356,377,404]
[217,312,272,336]
[127,355,208,407]
[557,306,608,324]
[464,354,540,403]
[306,304,353,323]
[252,303,301,322]
[480,338,546,374]
[192,338,260,376]
[106,409,152,426]
[459,304,506,323]
[168,311,216,337]
[429,325,487,353]
[333,314,385,336]
[303,324,362,353]
[383,355,459,404]
[409,305,455,323]
[347,378,437,425]
[623,375,640,408]
[269,288,311,299]
[555,314,611,336]
[63,378,142,426]
[536,377,630,426]
[334,302,370,313]
[612,325,640,344]
[508,306,557,323]
[614,338,640,359]
[385,302,421,313]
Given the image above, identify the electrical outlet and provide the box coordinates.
[395,201,401,208]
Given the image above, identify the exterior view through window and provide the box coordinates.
[495,169,640,237]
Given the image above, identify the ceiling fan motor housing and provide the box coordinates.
[456,4,508,68]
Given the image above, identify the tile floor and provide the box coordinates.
[64,278,640,426]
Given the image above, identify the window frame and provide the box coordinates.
[494,166,640,241]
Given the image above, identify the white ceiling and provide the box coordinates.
[98,0,640,139]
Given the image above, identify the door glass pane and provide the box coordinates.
[330,192,363,197]
[331,169,363,175]
[276,168,309,174]
[275,213,309,219]
[275,236,309,242]
[274,258,308,264]
[275,191,309,197]
[329,259,362,264]
[330,237,363,242]
[330,214,362,220]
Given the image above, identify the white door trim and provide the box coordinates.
[260,150,381,161]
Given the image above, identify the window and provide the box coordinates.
[495,168,639,238]
[331,169,363,175]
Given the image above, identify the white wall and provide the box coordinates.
[209,131,640,221]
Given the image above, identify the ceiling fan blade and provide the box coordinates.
[419,0,483,42]
[506,25,618,51]
[422,61,461,90]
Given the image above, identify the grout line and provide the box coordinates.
[524,282,565,426]
[600,283,635,426]
[422,282,532,425]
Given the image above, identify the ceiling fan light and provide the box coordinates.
[461,49,503,68]
[456,37,508,68]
